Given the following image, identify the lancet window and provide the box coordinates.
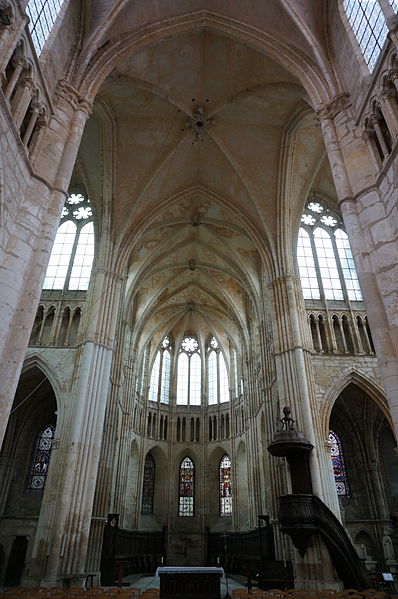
[43,193,94,291]
[141,453,155,515]
[26,424,54,492]
[297,199,362,302]
[148,337,172,404]
[329,430,350,497]
[220,454,232,516]
[342,1,388,72]
[178,457,194,516]
[26,0,65,55]
[207,337,229,405]
[176,337,201,405]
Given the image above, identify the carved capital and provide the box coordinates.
[55,79,93,116]
[316,93,351,122]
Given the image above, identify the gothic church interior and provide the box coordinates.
[1,0,398,591]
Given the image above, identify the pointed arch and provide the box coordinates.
[320,368,390,436]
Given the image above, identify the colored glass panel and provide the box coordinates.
[27,425,54,492]
[179,457,194,516]
[329,430,350,496]
[141,454,155,515]
[220,455,232,516]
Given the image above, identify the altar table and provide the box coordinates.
[155,566,224,599]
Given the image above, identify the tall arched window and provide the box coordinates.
[148,337,171,403]
[141,453,155,515]
[220,454,232,516]
[207,337,230,405]
[342,1,388,72]
[43,193,94,291]
[26,0,66,55]
[176,337,201,405]
[329,430,350,497]
[26,424,54,492]
[297,199,362,302]
[178,456,194,516]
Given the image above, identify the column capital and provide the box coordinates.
[316,93,351,122]
[55,79,93,116]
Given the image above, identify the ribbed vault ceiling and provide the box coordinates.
[75,20,336,351]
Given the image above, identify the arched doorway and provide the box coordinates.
[329,383,398,575]
[0,365,57,586]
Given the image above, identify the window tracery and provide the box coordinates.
[176,336,201,405]
[43,193,94,291]
[297,199,362,302]
[148,337,172,404]
[342,0,388,72]
[220,454,232,516]
[26,424,54,492]
[329,430,350,497]
[26,0,65,55]
[207,337,229,405]
[178,456,194,516]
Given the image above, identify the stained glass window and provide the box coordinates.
[27,424,54,492]
[389,0,398,11]
[43,193,94,291]
[141,453,155,515]
[176,337,201,405]
[220,454,232,516]
[297,199,362,302]
[329,430,350,496]
[343,1,388,72]
[179,457,194,516]
[26,0,65,55]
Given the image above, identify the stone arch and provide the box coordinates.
[236,440,249,529]
[0,364,58,586]
[74,12,332,107]
[139,445,167,530]
[320,368,389,438]
[123,439,140,529]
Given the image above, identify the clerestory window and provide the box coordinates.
[148,337,171,404]
[207,337,229,405]
[43,193,94,291]
[26,0,66,55]
[176,336,201,405]
[342,0,389,72]
[297,199,362,302]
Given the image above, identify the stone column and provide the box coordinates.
[318,94,398,441]
[11,75,34,129]
[26,266,125,586]
[3,56,26,100]
[0,87,90,450]
[22,101,41,146]
[268,274,323,499]
[380,91,398,138]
